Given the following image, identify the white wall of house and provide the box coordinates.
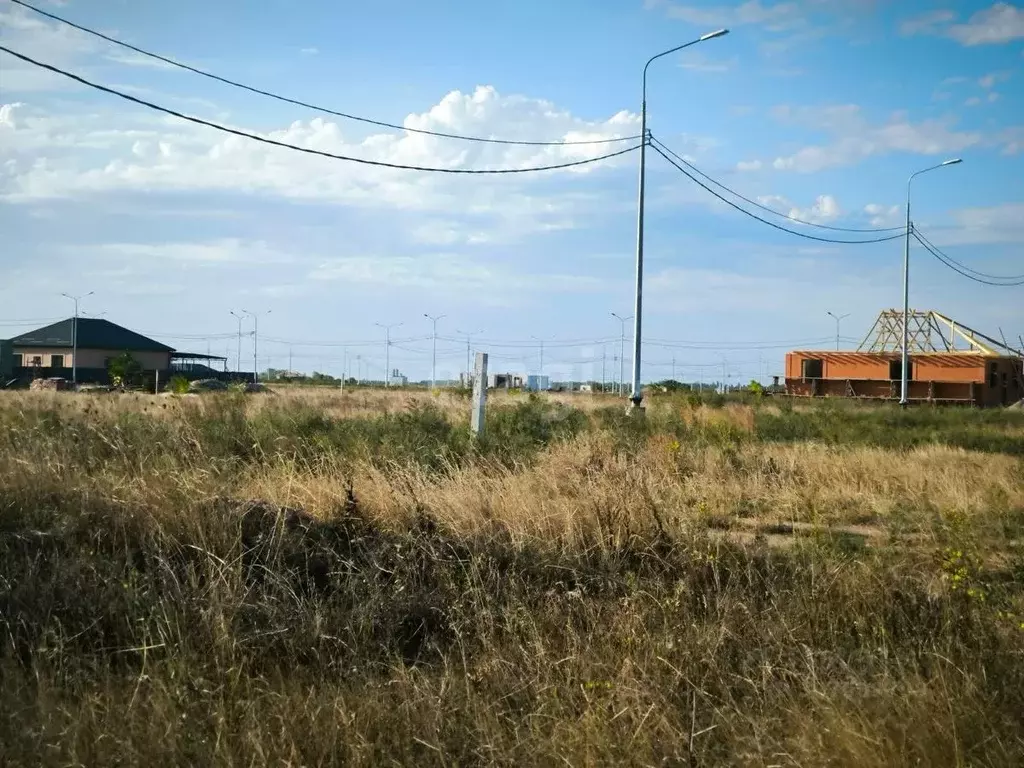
[13,347,172,370]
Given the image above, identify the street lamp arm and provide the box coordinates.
[642,29,729,94]
[909,158,962,186]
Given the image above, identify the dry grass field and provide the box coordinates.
[2,388,1023,766]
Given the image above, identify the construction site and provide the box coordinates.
[785,310,1024,407]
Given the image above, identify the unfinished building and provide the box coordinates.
[785,310,1023,407]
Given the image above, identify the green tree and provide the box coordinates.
[108,352,143,387]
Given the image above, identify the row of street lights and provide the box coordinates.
[229,309,271,383]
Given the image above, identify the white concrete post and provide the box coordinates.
[471,352,488,439]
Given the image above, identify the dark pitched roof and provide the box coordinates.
[9,318,175,353]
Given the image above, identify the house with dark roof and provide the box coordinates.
[1,317,238,388]
[8,318,176,377]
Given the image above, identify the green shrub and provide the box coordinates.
[168,375,190,394]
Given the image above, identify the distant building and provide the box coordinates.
[3,317,229,386]
[0,339,13,383]
[457,371,553,391]
[489,372,525,389]
[388,368,408,387]
[9,318,175,374]
[525,374,550,392]
[785,310,1023,407]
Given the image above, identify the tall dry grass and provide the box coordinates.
[1,389,1023,766]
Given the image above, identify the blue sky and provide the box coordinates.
[1,0,1022,383]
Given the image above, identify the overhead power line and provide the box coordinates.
[650,137,904,233]
[11,0,640,148]
[649,139,906,245]
[913,227,1024,282]
[0,46,643,174]
[911,231,1024,286]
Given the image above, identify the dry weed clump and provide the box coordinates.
[1,389,1023,766]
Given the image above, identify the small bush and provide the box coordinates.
[168,375,190,394]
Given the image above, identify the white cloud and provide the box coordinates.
[1000,125,1024,155]
[928,202,1024,246]
[863,203,901,227]
[300,47,319,56]
[646,262,891,316]
[647,0,805,31]
[0,102,25,128]
[948,3,1024,44]
[767,105,980,172]
[901,4,1024,45]
[678,52,737,73]
[0,5,102,92]
[0,87,640,213]
[103,51,179,71]
[76,239,297,265]
[899,9,955,36]
[757,193,842,223]
[308,253,606,302]
[736,159,763,171]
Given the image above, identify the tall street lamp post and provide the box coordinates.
[61,290,93,386]
[242,309,271,384]
[630,28,730,411]
[827,311,850,352]
[611,312,632,398]
[376,322,402,387]
[229,310,246,373]
[424,313,446,390]
[901,158,962,406]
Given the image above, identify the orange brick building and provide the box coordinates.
[785,310,1023,407]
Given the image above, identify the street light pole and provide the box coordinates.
[376,322,402,387]
[61,290,93,386]
[611,312,632,398]
[229,311,245,373]
[827,311,850,352]
[424,313,446,390]
[901,158,962,406]
[531,336,552,391]
[242,309,271,384]
[630,28,729,411]
[456,329,483,386]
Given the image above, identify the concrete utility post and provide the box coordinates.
[630,28,729,411]
[827,311,850,352]
[61,290,93,386]
[901,158,962,406]
[243,309,271,384]
[611,312,632,398]
[424,313,446,390]
[470,352,488,439]
[376,322,402,387]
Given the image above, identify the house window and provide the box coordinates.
[50,354,64,369]
[12,353,22,367]
[801,358,823,379]
[30,356,42,367]
[989,363,998,388]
